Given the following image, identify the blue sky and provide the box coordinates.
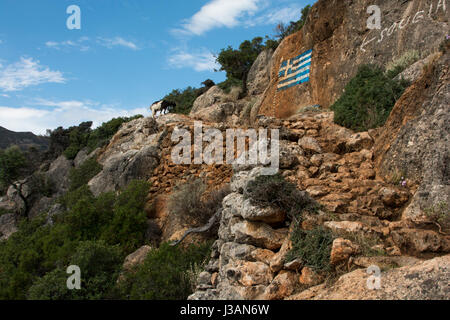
[0,0,314,134]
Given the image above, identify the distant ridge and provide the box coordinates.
[0,126,49,151]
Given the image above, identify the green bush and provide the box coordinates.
[168,179,230,226]
[286,226,335,272]
[100,180,150,253]
[86,115,143,153]
[163,80,216,115]
[68,158,102,191]
[116,242,211,300]
[331,64,409,132]
[244,174,319,220]
[28,241,123,300]
[217,77,243,94]
[50,116,142,160]
[385,50,420,79]
[0,178,150,299]
[216,37,277,95]
[0,146,27,189]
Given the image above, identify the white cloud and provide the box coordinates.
[45,37,91,52]
[45,36,139,51]
[97,37,139,50]
[168,49,219,72]
[1,94,10,98]
[177,0,261,36]
[247,5,303,26]
[0,100,150,135]
[0,57,65,92]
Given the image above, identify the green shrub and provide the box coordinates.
[116,242,211,300]
[100,180,150,253]
[68,158,102,191]
[62,122,92,160]
[28,241,123,300]
[331,64,410,132]
[341,232,386,257]
[244,174,319,220]
[163,80,215,115]
[27,268,73,300]
[0,177,151,300]
[86,115,143,153]
[51,116,142,160]
[164,87,197,114]
[217,77,243,94]
[0,146,27,189]
[168,179,230,226]
[216,36,279,95]
[386,50,420,79]
[286,226,335,272]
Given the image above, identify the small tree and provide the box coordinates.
[275,5,311,40]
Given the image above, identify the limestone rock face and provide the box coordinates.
[289,255,450,300]
[247,49,274,96]
[0,213,17,241]
[88,117,162,196]
[122,245,152,271]
[257,0,448,118]
[89,145,160,196]
[46,155,73,195]
[190,86,243,124]
[374,52,450,222]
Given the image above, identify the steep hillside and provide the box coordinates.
[0,126,49,151]
[0,0,449,301]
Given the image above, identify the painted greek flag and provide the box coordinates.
[277,49,312,91]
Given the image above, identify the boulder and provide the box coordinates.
[190,86,241,115]
[122,245,152,271]
[46,155,73,195]
[299,266,323,286]
[289,255,450,300]
[330,238,360,265]
[224,260,273,287]
[230,220,287,250]
[298,137,322,154]
[346,132,374,152]
[223,193,285,224]
[261,270,297,300]
[324,221,366,234]
[89,145,160,196]
[0,213,17,240]
[247,49,274,96]
[379,187,410,208]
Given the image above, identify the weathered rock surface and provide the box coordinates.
[123,245,152,271]
[46,155,73,195]
[289,255,450,300]
[88,117,162,196]
[375,52,450,222]
[257,0,448,118]
[0,213,17,241]
[247,49,274,96]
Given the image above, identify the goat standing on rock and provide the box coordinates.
[150,100,176,118]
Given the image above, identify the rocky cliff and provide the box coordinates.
[0,0,449,300]
[255,0,448,118]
